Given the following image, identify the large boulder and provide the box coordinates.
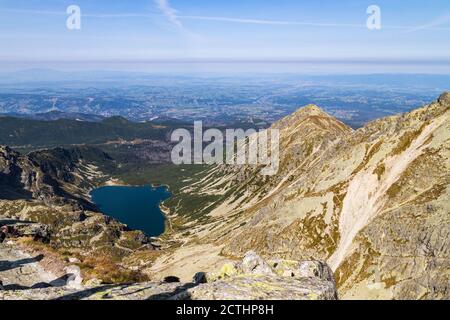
[193,272,208,284]
[297,261,335,283]
[177,275,337,300]
[239,251,275,276]
[184,251,338,300]
[65,265,83,289]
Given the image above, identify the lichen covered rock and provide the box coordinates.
[178,275,337,300]
[0,250,337,300]
[240,251,275,276]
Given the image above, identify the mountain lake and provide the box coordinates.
[90,185,171,237]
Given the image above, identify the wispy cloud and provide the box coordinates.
[154,0,183,29]
[178,15,450,31]
[404,14,450,32]
[178,15,364,28]
[2,7,449,32]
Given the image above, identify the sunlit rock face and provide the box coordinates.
[164,93,449,300]
[0,251,337,300]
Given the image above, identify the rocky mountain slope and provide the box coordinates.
[0,146,155,283]
[157,92,450,300]
[1,93,448,300]
[1,146,116,206]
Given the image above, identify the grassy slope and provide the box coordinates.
[0,116,173,148]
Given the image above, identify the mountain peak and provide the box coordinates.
[438,91,450,106]
[272,103,350,134]
[295,104,329,117]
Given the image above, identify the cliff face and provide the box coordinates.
[161,93,450,300]
[0,146,111,209]
[0,147,154,283]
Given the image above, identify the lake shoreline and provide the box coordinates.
[90,185,171,237]
[92,178,175,240]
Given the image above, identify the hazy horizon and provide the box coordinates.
[2,60,450,75]
[1,0,450,73]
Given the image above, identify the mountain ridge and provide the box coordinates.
[155,92,449,300]
[0,93,448,300]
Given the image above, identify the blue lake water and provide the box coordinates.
[90,185,171,237]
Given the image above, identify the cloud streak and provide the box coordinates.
[2,7,449,31]
[404,13,450,32]
[178,15,364,28]
[177,15,450,31]
[154,0,183,29]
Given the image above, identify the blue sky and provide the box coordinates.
[1,0,450,72]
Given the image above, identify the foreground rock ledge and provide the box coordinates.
[176,275,337,300]
[0,277,337,300]
[0,251,337,300]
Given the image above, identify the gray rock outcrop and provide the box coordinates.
[0,251,337,300]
